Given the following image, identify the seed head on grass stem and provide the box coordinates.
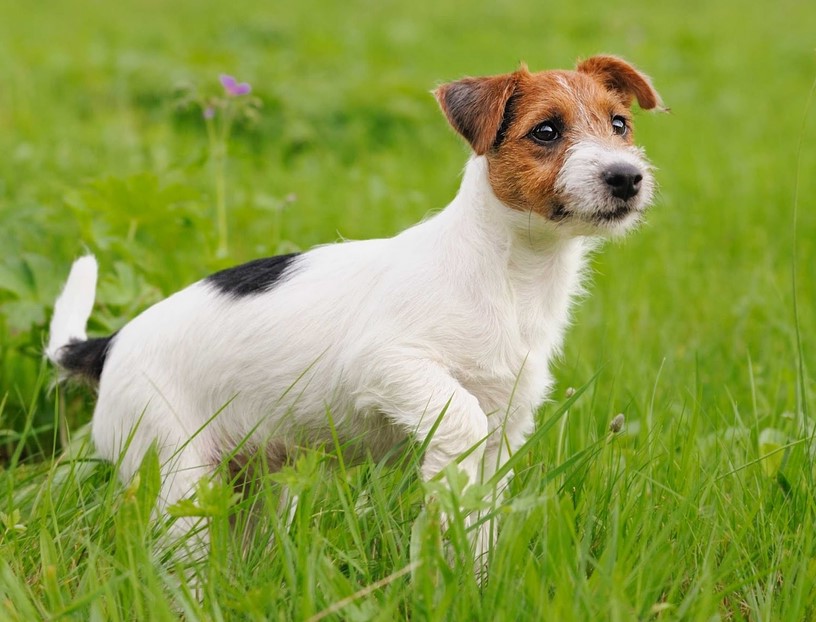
[609,413,625,434]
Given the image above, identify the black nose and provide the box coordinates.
[602,164,643,200]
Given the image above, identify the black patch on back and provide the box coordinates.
[59,334,116,384]
[205,253,301,298]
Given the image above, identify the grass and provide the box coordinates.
[1,0,815,618]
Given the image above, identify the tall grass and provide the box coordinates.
[0,0,815,618]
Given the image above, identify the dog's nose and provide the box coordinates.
[602,164,643,200]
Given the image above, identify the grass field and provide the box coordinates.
[1,0,816,619]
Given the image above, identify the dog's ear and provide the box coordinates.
[577,55,665,111]
[435,71,519,155]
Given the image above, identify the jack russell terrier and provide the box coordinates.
[48,55,663,566]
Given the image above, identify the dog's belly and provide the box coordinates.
[228,409,409,474]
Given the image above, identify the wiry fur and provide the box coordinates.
[47,55,663,569]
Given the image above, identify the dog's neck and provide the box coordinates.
[435,156,593,344]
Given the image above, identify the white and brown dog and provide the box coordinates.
[48,55,663,564]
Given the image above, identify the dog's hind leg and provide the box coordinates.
[157,440,217,558]
[92,389,220,574]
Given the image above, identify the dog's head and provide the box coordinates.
[435,56,664,237]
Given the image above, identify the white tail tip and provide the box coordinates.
[46,255,99,363]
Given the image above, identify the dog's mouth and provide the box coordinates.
[549,200,635,224]
[594,202,633,222]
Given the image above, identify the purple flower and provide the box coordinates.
[220,74,252,96]
[203,105,216,119]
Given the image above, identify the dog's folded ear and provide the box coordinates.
[435,71,519,155]
[577,55,666,112]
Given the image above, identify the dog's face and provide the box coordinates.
[436,56,664,237]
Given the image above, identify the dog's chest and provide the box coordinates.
[445,284,572,419]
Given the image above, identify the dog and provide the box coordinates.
[47,55,663,567]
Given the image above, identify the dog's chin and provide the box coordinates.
[549,199,646,237]
[595,209,644,237]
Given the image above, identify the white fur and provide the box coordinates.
[555,139,654,236]
[49,147,651,564]
[46,254,98,363]
[87,158,588,495]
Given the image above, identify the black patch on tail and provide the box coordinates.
[59,335,116,384]
[205,253,301,298]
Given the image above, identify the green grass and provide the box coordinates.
[1,0,816,618]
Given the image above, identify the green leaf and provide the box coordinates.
[134,444,162,520]
[757,427,787,477]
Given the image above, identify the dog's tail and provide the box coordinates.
[46,255,113,384]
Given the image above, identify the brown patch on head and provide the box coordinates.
[486,69,637,217]
[435,56,663,219]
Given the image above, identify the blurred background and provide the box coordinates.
[0,0,814,460]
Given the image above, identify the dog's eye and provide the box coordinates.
[612,115,628,136]
[530,121,560,144]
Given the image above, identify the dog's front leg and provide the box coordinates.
[360,358,489,566]
[472,422,529,574]
[366,358,488,488]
